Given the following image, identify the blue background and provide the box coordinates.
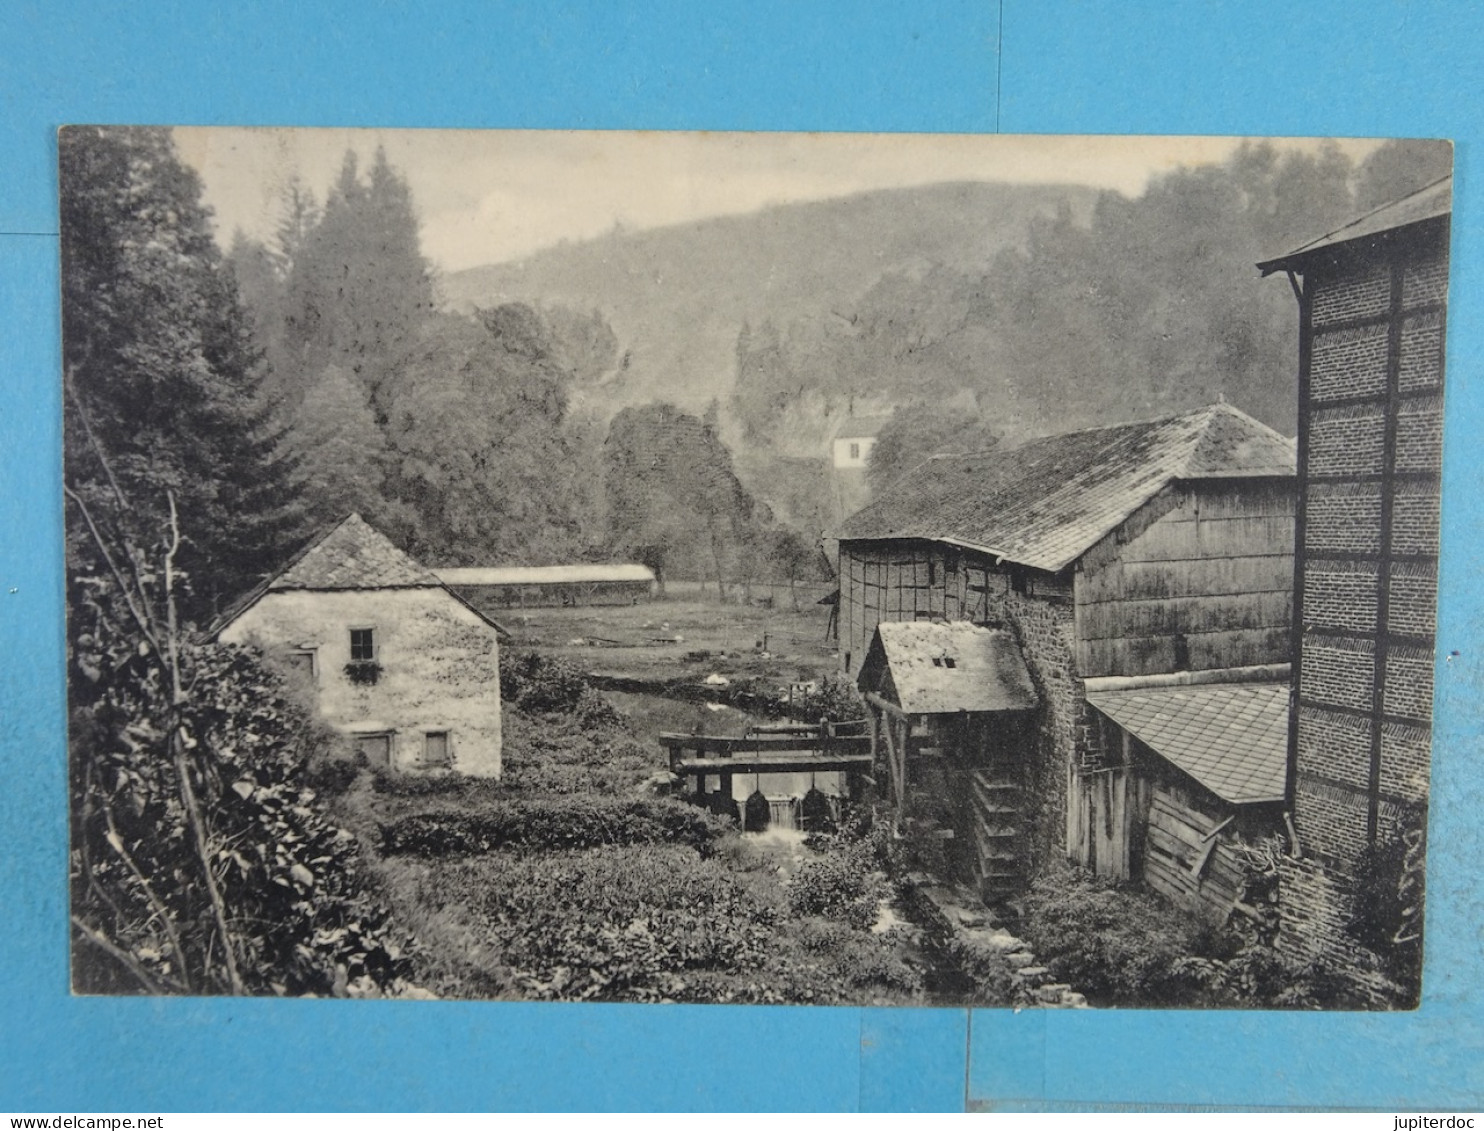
[1,0,1479,1112]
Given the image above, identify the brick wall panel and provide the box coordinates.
[1297,705,1373,792]
[1387,561,1438,637]
[1304,482,1383,553]
[1307,403,1387,477]
[1300,559,1380,634]
[1312,265,1390,325]
[1398,310,1445,391]
[1309,323,1389,401]
[1300,636,1375,712]
[1394,396,1445,474]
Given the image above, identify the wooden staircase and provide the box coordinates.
[968,752,1024,901]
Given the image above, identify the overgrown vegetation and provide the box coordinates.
[380,798,725,857]
[1347,826,1426,1003]
[63,126,412,999]
[1016,867,1359,1009]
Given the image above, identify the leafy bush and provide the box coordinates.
[794,673,867,725]
[380,796,727,858]
[787,840,887,929]
[498,709,661,797]
[499,650,591,715]
[1017,866,1361,1009]
[1347,826,1426,1000]
[1017,867,1203,1006]
[70,641,413,997]
[943,936,1038,1008]
[429,845,783,1001]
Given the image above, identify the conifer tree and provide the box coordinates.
[60,126,304,620]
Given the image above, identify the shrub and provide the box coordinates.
[499,650,590,715]
[498,710,661,797]
[787,842,885,929]
[1017,867,1201,1006]
[70,641,413,998]
[379,796,727,858]
[430,845,783,1002]
[943,936,1038,1008]
[795,673,867,725]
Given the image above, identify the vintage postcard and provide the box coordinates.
[61,127,1449,1009]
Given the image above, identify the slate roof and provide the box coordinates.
[436,564,656,587]
[1258,173,1452,274]
[270,514,443,590]
[863,621,1039,715]
[1085,682,1289,805]
[835,403,1295,572]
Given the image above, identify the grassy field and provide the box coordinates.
[499,595,841,687]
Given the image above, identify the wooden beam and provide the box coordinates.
[862,691,908,720]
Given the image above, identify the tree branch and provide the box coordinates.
[99,787,193,993]
[62,482,165,662]
[162,492,244,994]
[70,914,174,996]
[63,361,131,514]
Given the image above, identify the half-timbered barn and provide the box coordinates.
[839,403,1298,904]
[1258,174,1449,1000]
[215,514,506,777]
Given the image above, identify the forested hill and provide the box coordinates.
[439,180,1102,414]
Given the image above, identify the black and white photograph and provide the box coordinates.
[61,126,1449,1010]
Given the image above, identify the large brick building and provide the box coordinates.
[835,404,1298,902]
[1258,175,1450,1000]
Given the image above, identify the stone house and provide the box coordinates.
[830,413,892,521]
[214,514,506,777]
[836,403,1297,903]
[1258,174,1450,998]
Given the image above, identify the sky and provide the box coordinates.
[173,128,1387,274]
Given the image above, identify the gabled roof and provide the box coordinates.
[437,564,655,587]
[210,514,509,639]
[835,403,1295,572]
[860,621,1038,715]
[1258,173,1452,274]
[1086,682,1289,805]
[271,514,443,590]
[834,414,892,440]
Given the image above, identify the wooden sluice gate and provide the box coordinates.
[659,721,873,824]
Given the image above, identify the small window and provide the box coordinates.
[355,733,392,768]
[350,627,376,661]
[285,649,318,679]
[424,731,451,767]
[849,442,860,460]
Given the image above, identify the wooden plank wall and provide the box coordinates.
[1143,784,1247,921]
[1076,481,1295,678]
[1067,765,1151,879]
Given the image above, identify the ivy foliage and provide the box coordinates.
[70,640,413,997]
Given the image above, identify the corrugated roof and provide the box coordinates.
[436,564,656,586]
[1258,174,1452,274]
[271,513,442,590]
[835,414,892,440]
[866,621,1038,714]
[1086,682,1289,805]
[836,403,1294,572]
